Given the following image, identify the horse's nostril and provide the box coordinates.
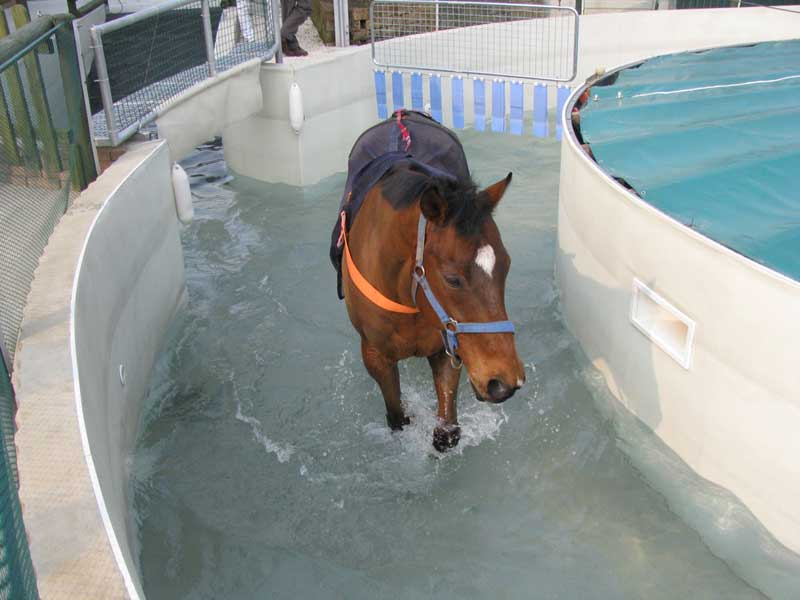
[487,378,509,401]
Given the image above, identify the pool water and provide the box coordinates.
[132,131,797,599]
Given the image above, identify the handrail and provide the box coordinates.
[0,16,68,73]
[92,0,198,35]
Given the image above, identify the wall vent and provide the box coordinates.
[630,279,696,370]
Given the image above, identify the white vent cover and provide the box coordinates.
[630,279,696,370]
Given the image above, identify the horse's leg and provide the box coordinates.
[428,350,462,452]
[361,339,409,430]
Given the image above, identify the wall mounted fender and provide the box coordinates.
[172,163,193,224]
[289,82,304,134]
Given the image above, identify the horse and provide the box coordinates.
[331,110,525,452]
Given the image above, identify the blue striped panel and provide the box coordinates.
[473,78,486,131]
[430,75,443,123]
[491,80,505,132]
[533,83,548,137]
[510,81,524,135]
[374,71,387,119]
[556,86,571,140]
[392,71,404,111]
[452,77,464,129]
[411,73,423,111]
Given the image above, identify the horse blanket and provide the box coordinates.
[330,110,470,299]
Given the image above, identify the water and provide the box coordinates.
[132,132,799,599]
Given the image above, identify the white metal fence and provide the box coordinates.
[90,0,281,146]
[370,0,579,82]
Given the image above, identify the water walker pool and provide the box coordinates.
[132,130,800,598]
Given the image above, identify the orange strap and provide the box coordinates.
[340,212,420,314]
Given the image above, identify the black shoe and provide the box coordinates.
[282,39,308,57]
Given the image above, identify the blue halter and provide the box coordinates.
[411,214,515,366]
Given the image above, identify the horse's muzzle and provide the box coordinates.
[471,378,521,404]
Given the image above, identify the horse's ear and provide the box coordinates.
[420,187,447,225]
[482,172,513,208]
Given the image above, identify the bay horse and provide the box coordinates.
[331,110,525,452]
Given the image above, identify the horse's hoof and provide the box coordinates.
[432,424,461,452]
[387,414,411,431]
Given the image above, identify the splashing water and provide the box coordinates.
[131,135,799,599]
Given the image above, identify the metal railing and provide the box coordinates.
[371,0,579,82]
[90,0,281,146]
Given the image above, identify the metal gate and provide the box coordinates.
[370,0,579,82]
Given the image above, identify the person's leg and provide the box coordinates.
[281,0,311,55]
[281,0,292,21]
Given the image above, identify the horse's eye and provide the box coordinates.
[443,275,463,289]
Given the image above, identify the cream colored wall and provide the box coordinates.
[222,47,378,185]
[557,58,800,561]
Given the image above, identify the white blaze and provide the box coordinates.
[475,244,495,277]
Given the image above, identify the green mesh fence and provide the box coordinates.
[0,16,95,366]
[0,15,96,600]
[0,352,38,600]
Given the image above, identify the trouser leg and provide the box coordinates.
[281,0,311,43]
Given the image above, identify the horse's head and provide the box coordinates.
[415,172,525,403]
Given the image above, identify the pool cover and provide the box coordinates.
[579,39,800,282]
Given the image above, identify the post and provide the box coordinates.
[333,0,349,47]
[57,23,97,189]
[90,27,117,145]
[201,0,217,77]
[12,5,62,176]
[271,0,283,62]
[72,15,101,175]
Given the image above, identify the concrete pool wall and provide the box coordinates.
[9,6,800,598]
[557,36,800,558]
[559,110,800,556]
[15,141,182,599]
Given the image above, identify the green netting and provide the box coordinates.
[0,17,94,366]
[0,16,97,600]
[0,355,38,600]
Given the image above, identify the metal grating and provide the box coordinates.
[91,0,278,145]
[371,0,579,82]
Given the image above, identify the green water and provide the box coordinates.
[132,132,799,599]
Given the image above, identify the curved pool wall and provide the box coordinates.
[8,6,800,598]
[72,140,185,599]
[14,141,182,599]
[557,49,800,560]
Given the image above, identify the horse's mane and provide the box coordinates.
[379,164,493,237]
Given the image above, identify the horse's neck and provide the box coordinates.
[351,190,418,304]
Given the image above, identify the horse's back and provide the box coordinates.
[348,112,470,182]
